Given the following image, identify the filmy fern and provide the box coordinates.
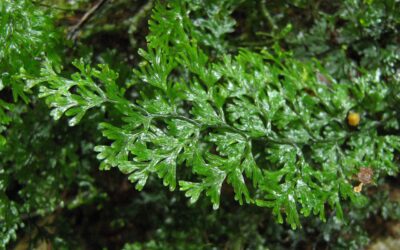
[29,0,400,229]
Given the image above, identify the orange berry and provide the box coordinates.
[347,112,360,127]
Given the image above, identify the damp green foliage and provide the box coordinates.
[0,0,63,247]
[0,103,104,248]
[0,0,60,147]
[284,0,400,80]
[1,0,400,249]
[35,0,399,230]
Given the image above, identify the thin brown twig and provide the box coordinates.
[67,0,110,41]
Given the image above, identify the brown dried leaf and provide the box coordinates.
[357,167,374,184]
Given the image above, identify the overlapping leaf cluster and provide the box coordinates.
[284,0,400,80]
[1,0,399,249]
[0,1,94,248]
[0,0,60,145]
[0,0,61,246]
[33,0,400,230]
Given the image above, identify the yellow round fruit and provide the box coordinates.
[347,112,360,127]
